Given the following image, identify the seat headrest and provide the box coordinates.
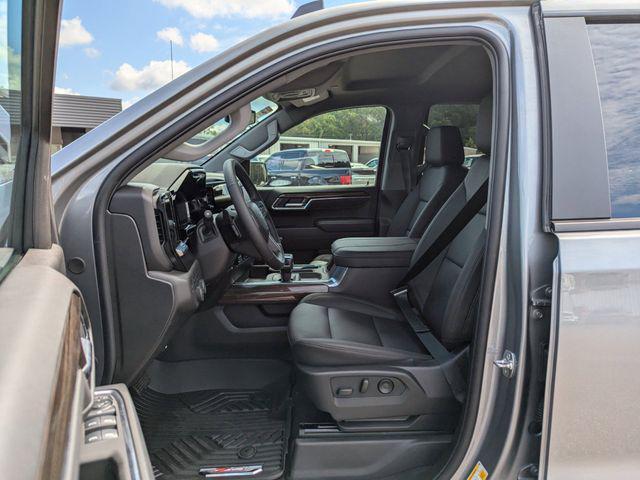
[475,95,493,155]
[464,155,490,200]
[425,126,464,167]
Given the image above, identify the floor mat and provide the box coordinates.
[134,387,291,479]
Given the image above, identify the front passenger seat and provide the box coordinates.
[312,126,467,266]
[288,96,493,423]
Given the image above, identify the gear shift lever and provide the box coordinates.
[280,254,294,282]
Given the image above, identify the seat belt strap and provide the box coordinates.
[392,288,450,362]
[397,178,489,287]
[393,288,466,402]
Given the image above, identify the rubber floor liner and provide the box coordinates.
[134,388,290,479]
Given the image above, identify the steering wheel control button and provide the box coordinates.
[360,378,369,393]
[377,378,395,395]
[336,387,353,397]
[195,279,207,303]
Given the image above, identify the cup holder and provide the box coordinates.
[298,271,323,280]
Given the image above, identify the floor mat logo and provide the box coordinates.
[199,465,263,477]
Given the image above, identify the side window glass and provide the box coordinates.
[251,106,386,187]
[427,104,479,167]
[0,0,22,247]
[588,23,640,218]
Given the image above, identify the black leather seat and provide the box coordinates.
[288,96,492,421]
[289,293,429,367]
[311,126,467,266]
[289,157,490,366]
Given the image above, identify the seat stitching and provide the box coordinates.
[295,339,428,359]
[444,253,464,269]
[371,316,384,347]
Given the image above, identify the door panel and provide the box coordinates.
[0,247,86,479]
[542,231,640,479]
[258,185,378,262]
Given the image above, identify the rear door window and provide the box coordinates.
[252,106,387,187]
[427,104,480,166]
[588,23,640,218]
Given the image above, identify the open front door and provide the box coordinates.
[0,1,91,478]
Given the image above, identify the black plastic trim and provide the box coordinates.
[544,16,611,221]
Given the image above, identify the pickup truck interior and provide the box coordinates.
[86,41,497,479]
[90,43,493,479]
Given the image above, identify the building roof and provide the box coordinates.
[0,90,122,129]
[52,93,122,128]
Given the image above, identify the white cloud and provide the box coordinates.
[154,0,295,19]
[55,86,79,95]
[189,32,219,53]
[122,96,141,109]
[156,27,184,46]
[84,47,101,58]
[59,17,93,47]
[110,59,191,92]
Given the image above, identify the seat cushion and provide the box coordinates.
[288,293,428,366]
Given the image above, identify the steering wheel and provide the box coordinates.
[223,158,285,270]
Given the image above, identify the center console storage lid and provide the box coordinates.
[332,237,418,268]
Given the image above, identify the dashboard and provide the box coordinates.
[106,162,237,383]
[152,168,216,271]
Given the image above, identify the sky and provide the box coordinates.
[55,0,363,108]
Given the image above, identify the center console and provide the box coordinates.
[222,236,418,308]
[244,261,331,283]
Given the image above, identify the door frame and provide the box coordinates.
[53,6,521,478]
[9,0,60,251]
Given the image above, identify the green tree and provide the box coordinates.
[428,104,479,148]
[286,107,387,141]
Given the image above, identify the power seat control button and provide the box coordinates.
[377,378,394,395]
[360,378,369,393]
[336,387,353,397]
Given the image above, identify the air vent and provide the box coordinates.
[155,210,165,244]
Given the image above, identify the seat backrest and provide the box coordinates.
[407,96,493,348]
[387,126,467,238]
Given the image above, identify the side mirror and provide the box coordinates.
[249,160,268,186]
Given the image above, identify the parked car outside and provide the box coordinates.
[349,161,377,186]
[263,148,353,186]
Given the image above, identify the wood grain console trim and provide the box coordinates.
[220,282,328,304]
